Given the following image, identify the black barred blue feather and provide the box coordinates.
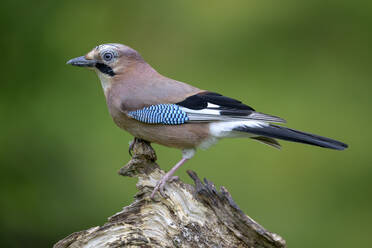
[128,104,189,125]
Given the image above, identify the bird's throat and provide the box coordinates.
[96,71,113,95]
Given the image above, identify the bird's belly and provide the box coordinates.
[113,112,210,149]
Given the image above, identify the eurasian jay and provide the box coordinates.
[67,43,348,199]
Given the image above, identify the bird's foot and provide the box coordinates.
[151,174,180,199]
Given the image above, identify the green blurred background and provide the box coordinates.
[1,0,371,247]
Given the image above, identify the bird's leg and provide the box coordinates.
[150,157,189,199]
[150,148,195,199]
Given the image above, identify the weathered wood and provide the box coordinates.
[54,139,286,248]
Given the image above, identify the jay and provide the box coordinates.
[67,43,348,199]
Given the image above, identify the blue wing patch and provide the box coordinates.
[128,104,189,125]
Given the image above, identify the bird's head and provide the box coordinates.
[67,43,144,92]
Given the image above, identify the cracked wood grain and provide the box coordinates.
[54,139,286,248]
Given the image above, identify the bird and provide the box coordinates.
[67,43,348,199]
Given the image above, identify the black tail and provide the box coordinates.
[234,124,348,150]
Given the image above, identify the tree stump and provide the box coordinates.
[54,139,286,248]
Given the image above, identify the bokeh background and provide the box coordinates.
[1,0,371,247]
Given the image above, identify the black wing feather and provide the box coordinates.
[200,92,254,110]
[177,91,255,111]
[176,94,208,110]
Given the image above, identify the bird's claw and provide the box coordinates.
[150,175,179,199]
[169,176,179,182]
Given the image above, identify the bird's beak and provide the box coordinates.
[66,56,97,67]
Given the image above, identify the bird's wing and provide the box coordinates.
[126,91,285,125]
[176,91,286,123]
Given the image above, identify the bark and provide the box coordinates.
[54,139,286,248]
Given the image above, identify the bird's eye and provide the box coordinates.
[99,48,118,63]
[102,51,114,62]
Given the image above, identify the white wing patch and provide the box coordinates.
[179,107,220,116]
[207,103,220,108]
